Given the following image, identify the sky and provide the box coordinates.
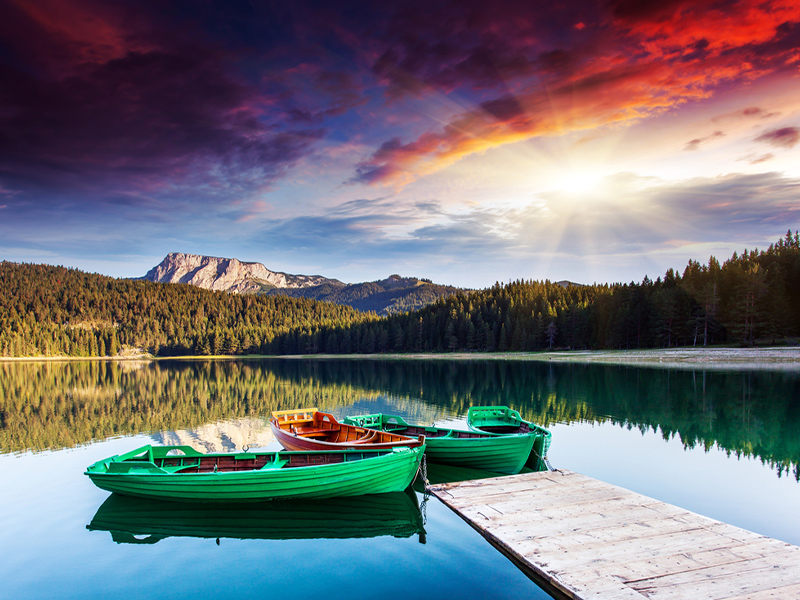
[1,0,799,288]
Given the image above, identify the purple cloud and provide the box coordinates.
[712,106,780,122]
[684,131,725,151]
[755,127,800,149]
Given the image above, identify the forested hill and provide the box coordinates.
[274,231,800,353]
[0,264,376,357]
[267,275,463,315]
[1,231,799,357]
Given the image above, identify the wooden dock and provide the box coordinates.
[430,470,800,600]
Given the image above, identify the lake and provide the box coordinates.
[1,358,798,599]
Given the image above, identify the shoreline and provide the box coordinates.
[281,347,800,371]
[2,346,800,370]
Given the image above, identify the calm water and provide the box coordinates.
[1,358,799,599]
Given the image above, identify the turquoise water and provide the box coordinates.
[1,359,799,598]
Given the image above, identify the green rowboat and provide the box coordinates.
[85,444,424,502]
[467,405,552,471]
[343,413,536,475]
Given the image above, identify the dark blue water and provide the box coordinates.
[1,359,799,599]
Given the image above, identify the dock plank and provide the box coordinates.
[430,470,800,600]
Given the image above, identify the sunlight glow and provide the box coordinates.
[550,168,605,195]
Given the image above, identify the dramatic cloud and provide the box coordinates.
[755,127,800,149]
[4,0,800,194]
[2,0,799,285]
[353,0,800,186]
[0,1,339,204]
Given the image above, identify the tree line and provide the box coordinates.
[1,231,798,357]
[0,264,377,357]
[276,230,800,353]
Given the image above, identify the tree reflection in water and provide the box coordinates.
[1,358,797,479]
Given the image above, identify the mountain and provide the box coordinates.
[143,253,464,315]
[270,274,464,315]
[143,252,341,293]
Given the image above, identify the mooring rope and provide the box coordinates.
[414,453,431,491]
[419,454,430,525]
[531,446,556,471]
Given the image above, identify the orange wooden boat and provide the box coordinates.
[270,408,424,452]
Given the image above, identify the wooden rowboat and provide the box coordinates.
[467,405,552,471]
[344,413,537,475]
[85,444,425,502]
[270,408,425,452]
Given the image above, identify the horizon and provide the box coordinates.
[1,1,799,288]
[8,240,793,290]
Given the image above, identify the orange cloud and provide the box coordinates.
[355,60,715,185]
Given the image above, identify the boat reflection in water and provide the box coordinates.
[87,487,425,544]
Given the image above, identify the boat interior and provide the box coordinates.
[272,409,417,445]
[347,415,493,439]
[475,423,533,435]
[384,424,490,439]
[107,446,391,474]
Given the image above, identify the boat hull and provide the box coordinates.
[467,406,552,471]
[344,414,536,475]
[85,446,424,502]
[424,434,535,474]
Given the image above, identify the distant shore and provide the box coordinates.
[281,347,800,371]
[3,346,800,371]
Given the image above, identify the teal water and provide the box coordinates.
[1,358,799,599]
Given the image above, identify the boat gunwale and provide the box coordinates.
[85,445,422,477]
[343,413,534,441]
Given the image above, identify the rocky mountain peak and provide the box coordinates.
[143,252,342,293]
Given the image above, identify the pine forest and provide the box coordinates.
[2,231,799,357]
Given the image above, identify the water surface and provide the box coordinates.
[1,358,798,599]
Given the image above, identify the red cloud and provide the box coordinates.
[2,0,157,75]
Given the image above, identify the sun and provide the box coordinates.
[549,168,605,195]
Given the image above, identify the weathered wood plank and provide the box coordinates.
[451,499,693,533]
[547,538,793,581]
[431,472,580,500]
[724,582,800,600]
[431,470,800,600]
